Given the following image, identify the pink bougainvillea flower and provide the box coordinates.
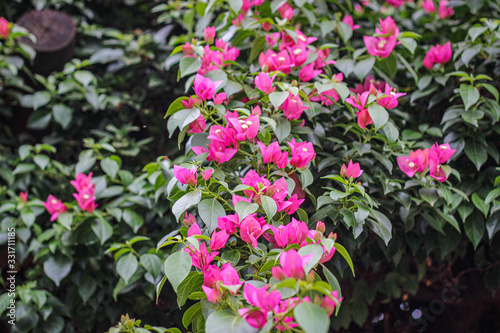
[71,173,94,193]
[278,3,294,21]
[210,229,229,251]
[287,44,310,68]
[282,194,304,215]
[182,96,201,109]
[376,16,400,37]
[429,157,447,182]
[193,74,223,101]
[259,50,294,74]
[265,32,280,47]
[299,63,322,82]
[377,83,406,109]
[202,263,242,303]
[0,18,9,39]
[280,92,310,120]
[273,298,302,331]
[203,26,216,44]
[239,309,268,329]
[340,160,364,179]
[187,222,201,237]
[342,15,360,30]
[183,212,196,226]
[271,249,313,280]
[261,21,272,31]
[240,214,270,248]
[201,168,213,181]
[386,0,406,7]
[255,72,277,94]
[288,139,316,168]
[184,242,218,271]
[214,92,227,105]
[73,187,98,213]
[429,142,456,164]
[364,36,397,58]
[422,0,436,13]
[20,192,28,202]
[269,218,308,247]
[173,165,198,186]
[397,148,431,178]
[217,214,239,235]
[227,114,260,141]
[182,42,194,55]
[243,283,282,312]
[258,141,289,169]
[322,291,342,316]
[423,42,452,69]
[43,195,67,221]
[188,114,207,134]
[356,108,373,129]
[346,91,370,111]
[438,0,454,19]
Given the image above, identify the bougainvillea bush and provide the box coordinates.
[2,0,500,332]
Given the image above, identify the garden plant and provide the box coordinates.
[1,0,500,332]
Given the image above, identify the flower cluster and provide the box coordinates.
[0,17,9,39]
[346,76,406,128]
[422,0,454,19]
[43,195,67,221]
[71,173,98,213]
[364,17,400,58]
[397,143,456,182]
[423,42,452,69]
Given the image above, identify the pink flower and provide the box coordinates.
[182,42,194,55]
[397,149,430,178]
[364,36,397,58]
[280,92,310,120]
[423,42,452,69]
[271,249,313,280]
[269,218,308,247]
[422,0,436,13]
[261,21,272,31]
[377,83,406,109]
[278,3,294,21]
[187,222,201,236]
[202,263,242,303]
[299,63,322,82]
[259,50,294,74]
[240,214,270,248]
[227,115,260,141]
[203,26,216,44]
[376,17,400,37]
[73,187,97,213]
[258,141,289,169]
[20,192,28,202]
[322,291,342,316]
[0,18,9,39]
[342,15,360,30]
[193,74,223,101]
[43,195,67,221]
[184,242,218,271]
[438,0,454,19]
[386,0,406,7]
[356,108,373,129]
[188,114,207,134]
[201,169,213,181]
[429,143,456,164]
[173,165,198,186]
[243,283,282,312]
[255,72,276,94]
[347,91,370,111]
[282,194,304,215]
[265,32,280,47]
[340,160,364,179]
[71,173,94,193]
[429,157,447,182]
[183,212,196,226]
[218,214,239,235]
[287,45,309,67]
[288,139,316,168]
[182,96,201,108]
[210,229,229,250]
[214,93,226,105]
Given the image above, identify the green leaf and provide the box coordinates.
[460,84,480,111]
[52,104,72,129]
[92,218,113,244]
[74,70,94,87]
[298,244,324,274]
[116,253,138,284]
[464,211,485,250]
[198,198,226,233]
[34,154,50,170]
[321,264,342,298]
[122,209,144,232]
[164,250,192,292]
[165,96,189,118]
[419,187,438,206]
[43,255,73,287]
[354,57,375,80]
[464,139,488,171]
[101,158,120,179]
[400,38,417,54]
[472,193,490,217]
[228,0,243,12]
[57,213,73,230]
[375,53,397,79]
[367,104,389,129]
[334,243,355,276]
[172,190,202,221]
[75,150,96,175]
[179,57,202,78]
[182,302,202,329]
[78,275,96,304]
[261,195,277,219]
[235,201,259,221]
[249,35,267,63]
[269,91,289,109]
[485,188,500,205]
[205,310,257,333]
[141,254,163,280]
[274,116,291,142]
[176,272,204,307]
[294,302,329,333]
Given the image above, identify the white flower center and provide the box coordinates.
[83,194,90,199]
[51,199,57,204]
[409,162,415,168]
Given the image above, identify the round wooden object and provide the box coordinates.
[17,10,76,76]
